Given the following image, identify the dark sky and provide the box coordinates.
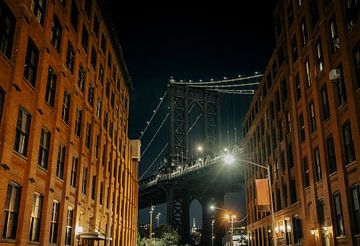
[109,2,278,227]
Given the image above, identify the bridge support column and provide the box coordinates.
[180,196,190,244]
[214,194,226,246]
[200,196,212,246]
[166,186,174,226]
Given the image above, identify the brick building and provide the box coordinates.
[0,0,139,245]
[242,0,359,245]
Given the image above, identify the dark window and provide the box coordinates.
[106,81,110,98]
[288,2,294,26]
[310,0,319,28]
[300,18,307,47]
[81,25,88,53]
[305,59,311,87]
[88,84,94,106]
[293,216,303,244]
[65,208,73,245]
[0,1,16,58]
[2,182,21,239]
[91,46,97,68]
[59,0,66,6]
[320,85,330,121]
[303,156,310,188]
[342,121,356,165]
[281,80,287,102]
[66,41,75,73]
[313,147,322,182]
[84,0,91,17]
[94,134,99,157]
[14,107,31,156]
[345,0,360,30]
[316,39,324,72]
[108,52,112,68]
[70,1,78,31]
[91,175,96,200]
[0,87,5,122]
[329,17,339,53]
[38,128,51,169]
[326,135,337,174]
[295,74,301,101]
[56,145,66,180]
[287,143,294,168]
[96,98,101,118]
[103,112,108,130]
[333,192,345,236]
[98,64,104,85]
[78,64,85,91]
[290,178,297,204]
[75,108,82,137]
[101,34,106,53]
[85,123,91,148]
[31,0,46,25]
[286,111,291,133]
[299,113,305,142]
[336,64,347,106]
[317,199,325,225]
[24,39,39,86]
[291,35,298,62]
[49,201,60,243]
[45,67,57,107]
[100,181,104,205]
[62,90,71,124]
[309,102,317,132]
[50,16,62,52]
[70,157,78,188]
[29,193,43,242]
[351,184,360,234]
[278,46,284,65]
[111,92,115,107]
[82,167,88,194]
[93,15,99,36]
[354,43,360,88]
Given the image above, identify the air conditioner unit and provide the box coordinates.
[329,69,341,81]
[130,140,141,161]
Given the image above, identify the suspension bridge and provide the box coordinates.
[138,74,262,245]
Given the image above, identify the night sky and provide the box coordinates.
[109,2,277,227]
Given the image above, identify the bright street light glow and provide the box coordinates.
[197,145,203,152]
[210,205,215,210]
[223,153,235,164]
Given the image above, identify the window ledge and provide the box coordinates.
[12,150,28,160]
[345,160,357,168]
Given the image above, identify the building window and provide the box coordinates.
[29,193,43,242]
[81,25,88,53]
[103,111,108,130]
[62,90,71,124]
[336,65,347,106]
[24,39,39,86]
[94,134,99,157]
[317,199,326,226]
[38,129,51,170]
[299,113,305,142]
[326,135,337,174]
[108,52,112,68]
[85,123,91,149]
[290,178,297,204]
[2,182,21,239]
[291,35,298,62]
[75,108,82,137]
[101,34,106,53]
[305,59,311,87]
[49,201,60,243]
[293,217,302,244]
[100,181,104,205]
[300,18,307,47]
[66,41,75,73]
[96,98,102,118]
[50,16,62,52]
[280,80,287,102]
[106,82,110,98]
[88,84,94,106]
[329,17,339,53]
[0,87,4,122]
[93,15,99,36]
[303,156,310,188]
[295,74,301,101]
[70,1,78,31]
[31,0,46,25]
[82,167,88,195]
[45,67,57,107]
[70,157,78,188]
[91,175,96,200]
[98,64,104,85]
[310,0,319,28]
[351,184,360,234]
[342,121,356,165]
[78,64,86,91]
[346,0,360,30]
[56,145,66,180]
[333,192,345,236]
[313,147,322,182]
[91,46,97,69]
[65,208,73,245]
[316,39,324,72]
[288,2,294,26]
[309,102,317,132]
[353,43,360,88]
[287,143,294,169]
[84,0,91,17]
[320,85,330,121]
[286,111,291,133]
[14,107,31,156]
[0,1,16,59]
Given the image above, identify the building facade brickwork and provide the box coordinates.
[243,0,360,245]
[0,0,138,245]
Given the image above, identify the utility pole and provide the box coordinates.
[149,205,155,244]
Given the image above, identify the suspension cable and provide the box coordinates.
[139,143,168,180]
[141,113,169,158]
[187,82,260,89]
[139,88,169,140]
[187,113,202,134]
[170,74,263,85]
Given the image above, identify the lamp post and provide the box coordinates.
[156,212,161,227]
[211,219,215,246]
[223,154,277,246]
[210,205,237,245]
[149,205,155,245]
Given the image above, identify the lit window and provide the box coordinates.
[29,193,43,242]
[316,39,323,72]
[14,107,31,156]
[65,208,73,245]
[333,192,345,236]
[62,91,71,124]
[313,147,322,182]
[31,0,46,25]
[38,128,51,170]
[70,157,78,188]
[49,201,60,243]
[45,67,57,107]
[309,102,316,132]
[2,182,21,239]
[329,17,339,53]
[300,18,307,47]
[305,59,311,87]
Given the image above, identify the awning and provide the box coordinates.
[78,232,106,240]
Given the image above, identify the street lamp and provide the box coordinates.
[221,152,277,246]
[156,212,161,227]
[210,205,237,245]
[149,205,155,244]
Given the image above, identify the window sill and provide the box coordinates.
[328,171,338,177]
[29,241,40,245]
[0,239,17,243]
[23,77,37,92]
[12,150,28,160]
[345,160,357,168]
